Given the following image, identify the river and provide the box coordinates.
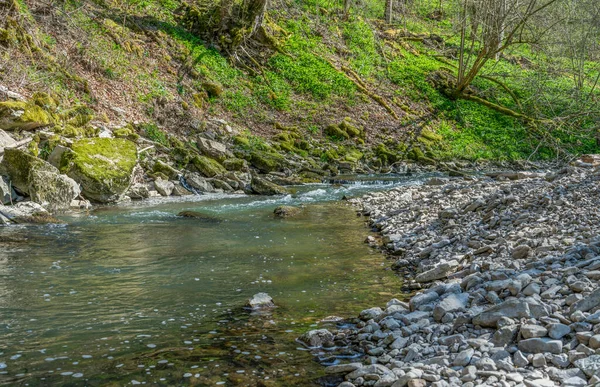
[0,174,430,386]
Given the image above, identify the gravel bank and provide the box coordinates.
[301,164,600,387]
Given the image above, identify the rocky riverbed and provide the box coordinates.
[298,163,600,387]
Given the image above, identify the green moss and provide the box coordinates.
[375,143,400,165]
[69,138,137,180]
[113,126,140,141]
[60,105,94,127]
[27,139,39,156]
[339,119,363,138]
[233,135,250,147]
[222,158,246,171]
[324,124,349,140]
[0,100,54,131]
[65,138,137,202]
[248,150,285,173]
[153,160,180,179]
[191,155,226,177]
[344,149,364,163]
[202,81,224,98]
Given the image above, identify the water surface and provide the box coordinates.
[0,175,425,386]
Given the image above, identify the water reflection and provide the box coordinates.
[0,179,413,385]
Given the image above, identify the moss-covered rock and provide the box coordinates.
[191,155,227,177]
[251,175,288,195]
[375,143,400,165]
[324,124,350,140]
[248,150,285,173]
[202,81,224,98]
[153,160,181,180]
[273,205,302,218]
[0,100,54,131]
[0,148,80,211]
[63,138,137,203]
[113,125,140,141]
[222,158,247,171]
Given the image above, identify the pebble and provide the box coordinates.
[314,166,600,387]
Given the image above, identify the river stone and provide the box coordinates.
[346,364,393,379]
[0,148,80,211]
[492,324,519,346]
[63,138,137,203]
[196,137,233,161]
[191,155,227,178]
[152,160,180,180]
[273,206,302,218]
[0,129,16,153]
[251,175,287,195]
[571,287,600,313]
[154,178,174,196]
[512,245,532,259]
[410,291,439,311]
[325,363,363,374]
[171,182,193,196]
[453,348,474,366]
[415,260,459,283]
[574,355,600,377]
[433,293,469,322]
[518,338,562,354]
[298,329,334,348]
[547,323,571,340]
[176,211,221,223]
[473,299,532,327]
[246,293,275,309]
[128,183,150,199]
[185,172,216,193]
[359,307,384,320]
[0,202,59,225]
[47,145,70,169]
[562,376,588,387]
[521,324,548,339]
[0,176,16,204]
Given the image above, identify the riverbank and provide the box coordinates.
[0,89,556,226]
[308,162,600,387]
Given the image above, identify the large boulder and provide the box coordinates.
[0,149,80,211]
[251,175,287,195]
[63,138,137,203]
[249,150,285,173]
[196,137,233,161]
[0,202,60,225]
[184,172,216,193]
[191,155,227,178]
[473,298,550,328]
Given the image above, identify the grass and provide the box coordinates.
[2,0,598,163]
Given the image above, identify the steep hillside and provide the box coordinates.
[0,0,598,167]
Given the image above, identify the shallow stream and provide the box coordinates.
[0,174,430,386]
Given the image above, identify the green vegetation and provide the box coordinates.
[0,0,598,163]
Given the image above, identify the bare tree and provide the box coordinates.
[452,0,561,97]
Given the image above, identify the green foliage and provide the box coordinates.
[342,18,380,77]
[140,123,168,145]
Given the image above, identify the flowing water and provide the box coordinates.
[0,174,430,386]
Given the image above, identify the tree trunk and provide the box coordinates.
[385,0,394,24]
